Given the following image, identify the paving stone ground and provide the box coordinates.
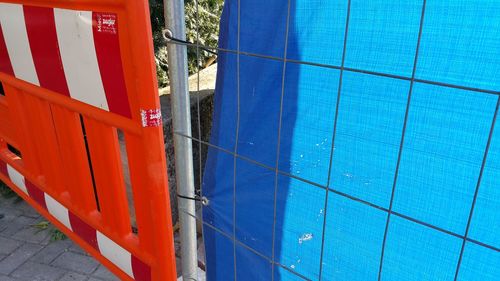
[0,195,119,281]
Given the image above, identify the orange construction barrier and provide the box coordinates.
[0,1,176,280]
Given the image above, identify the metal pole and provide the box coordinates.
[162,0,198,280]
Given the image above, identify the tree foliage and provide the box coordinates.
[149,0,223,87]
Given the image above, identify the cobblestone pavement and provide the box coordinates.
[0,194,119,281]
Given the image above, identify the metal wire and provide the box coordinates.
[163,31,218,55]
[318,0,351,279]
[271,0,292,279]
[165,38,500,96]
[377,1,428,280]
[453,97,500,280]
[233,0,241,279]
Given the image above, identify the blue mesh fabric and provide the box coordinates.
[203,0,500,280]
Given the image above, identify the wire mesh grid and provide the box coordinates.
[172,0,500,280]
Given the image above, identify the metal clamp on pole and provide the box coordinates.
[162,28,218,56]
[162,28,174,42]
[177,193,210,206]
[162,0,199,280]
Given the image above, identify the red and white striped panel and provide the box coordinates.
[0,3,131,118]
[0,159,150,281]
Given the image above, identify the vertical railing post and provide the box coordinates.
[162,0,198,280]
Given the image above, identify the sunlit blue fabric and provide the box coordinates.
[469,114,500,249]
[203,0,500,280]
[381,216,462,281]
[322,192,386,281]
[287,0,347,65]
[416,0,500,91]
[393,83,496,235]
[330,72,409,208]
[457,242,500,281]
[344,0,423,76]
[274,176,325,279]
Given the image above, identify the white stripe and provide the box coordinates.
[96,231,134,278]
[0,3,39,85]
[54,9,109,111]
[6,165,27,194]
[44,194,72,230]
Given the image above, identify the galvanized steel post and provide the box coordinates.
[162,0,199,280]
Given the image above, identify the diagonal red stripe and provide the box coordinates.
[23,5,70,96]
[92,12,132,118]
[131,255,152,281]
[25,180,47,210]
[0,24,14,75]
[68,212,99,250]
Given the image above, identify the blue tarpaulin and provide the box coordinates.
[202,1,500,280]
